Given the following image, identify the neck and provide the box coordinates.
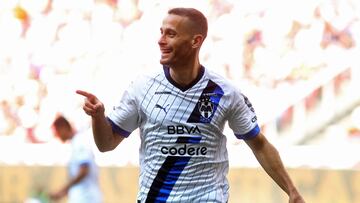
[169,59,201,87]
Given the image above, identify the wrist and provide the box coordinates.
[287,186,300,196]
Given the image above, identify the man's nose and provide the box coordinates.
[158,34,166,45]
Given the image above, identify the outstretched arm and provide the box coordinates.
[76,90,124,152]
[245,133,305,203]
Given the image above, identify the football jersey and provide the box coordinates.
[107,65,260,203]
[68,131,102,203]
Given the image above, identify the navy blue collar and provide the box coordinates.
[163,65,205,92]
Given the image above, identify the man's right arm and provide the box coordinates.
[76,90,124,152]
[91,114,124,152]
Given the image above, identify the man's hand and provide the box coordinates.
[76,90,105,117]
[49,187,68,201]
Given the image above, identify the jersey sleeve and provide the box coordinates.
[227,89,260,140]
[107,79,140,137]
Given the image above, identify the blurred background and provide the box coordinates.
[0,0,360,202]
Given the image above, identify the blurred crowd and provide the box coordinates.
[0,0,359,144]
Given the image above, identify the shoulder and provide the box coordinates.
[72,131,92,147]
[204,67,242,94]
[120,67,165,102]
[203,67,252,110]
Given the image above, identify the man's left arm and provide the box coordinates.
[244,132,305,203]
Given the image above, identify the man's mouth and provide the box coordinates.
[160,48,172,55]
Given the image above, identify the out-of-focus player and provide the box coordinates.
[49,115,102,203]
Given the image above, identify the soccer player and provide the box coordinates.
[49,115,103,203]
[76,7,305,203]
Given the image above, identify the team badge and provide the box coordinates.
[198,97,214,120]
[187,80,224,123]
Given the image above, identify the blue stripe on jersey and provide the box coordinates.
[176,136,202,144]
[106,117,131,137]
[79,161,90,167]
[145,136,202,203]
[187,80,224,123]
[234,124,260,140]
[145,156,191,203]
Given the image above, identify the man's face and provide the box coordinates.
[158,14,195,67]
[53,126,69,142]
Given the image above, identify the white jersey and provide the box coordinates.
[107,66,259,203]
[68,131,102,203]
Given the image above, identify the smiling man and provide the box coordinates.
[76,7,305,203]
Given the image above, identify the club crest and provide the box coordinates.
[198,97,214,120]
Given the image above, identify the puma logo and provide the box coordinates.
[155,104,169,113]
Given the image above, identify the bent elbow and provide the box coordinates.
[98,148,109,153]
[97,144,113,153]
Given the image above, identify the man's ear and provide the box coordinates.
[192,34,204,48]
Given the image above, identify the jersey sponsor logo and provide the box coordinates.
[155,104,169,113]
[167,125,201,134]
[161,144,207,156]
[161,136,206,157]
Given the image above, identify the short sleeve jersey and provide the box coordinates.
[107,66,260,203]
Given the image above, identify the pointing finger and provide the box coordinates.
[76,90,93,98]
